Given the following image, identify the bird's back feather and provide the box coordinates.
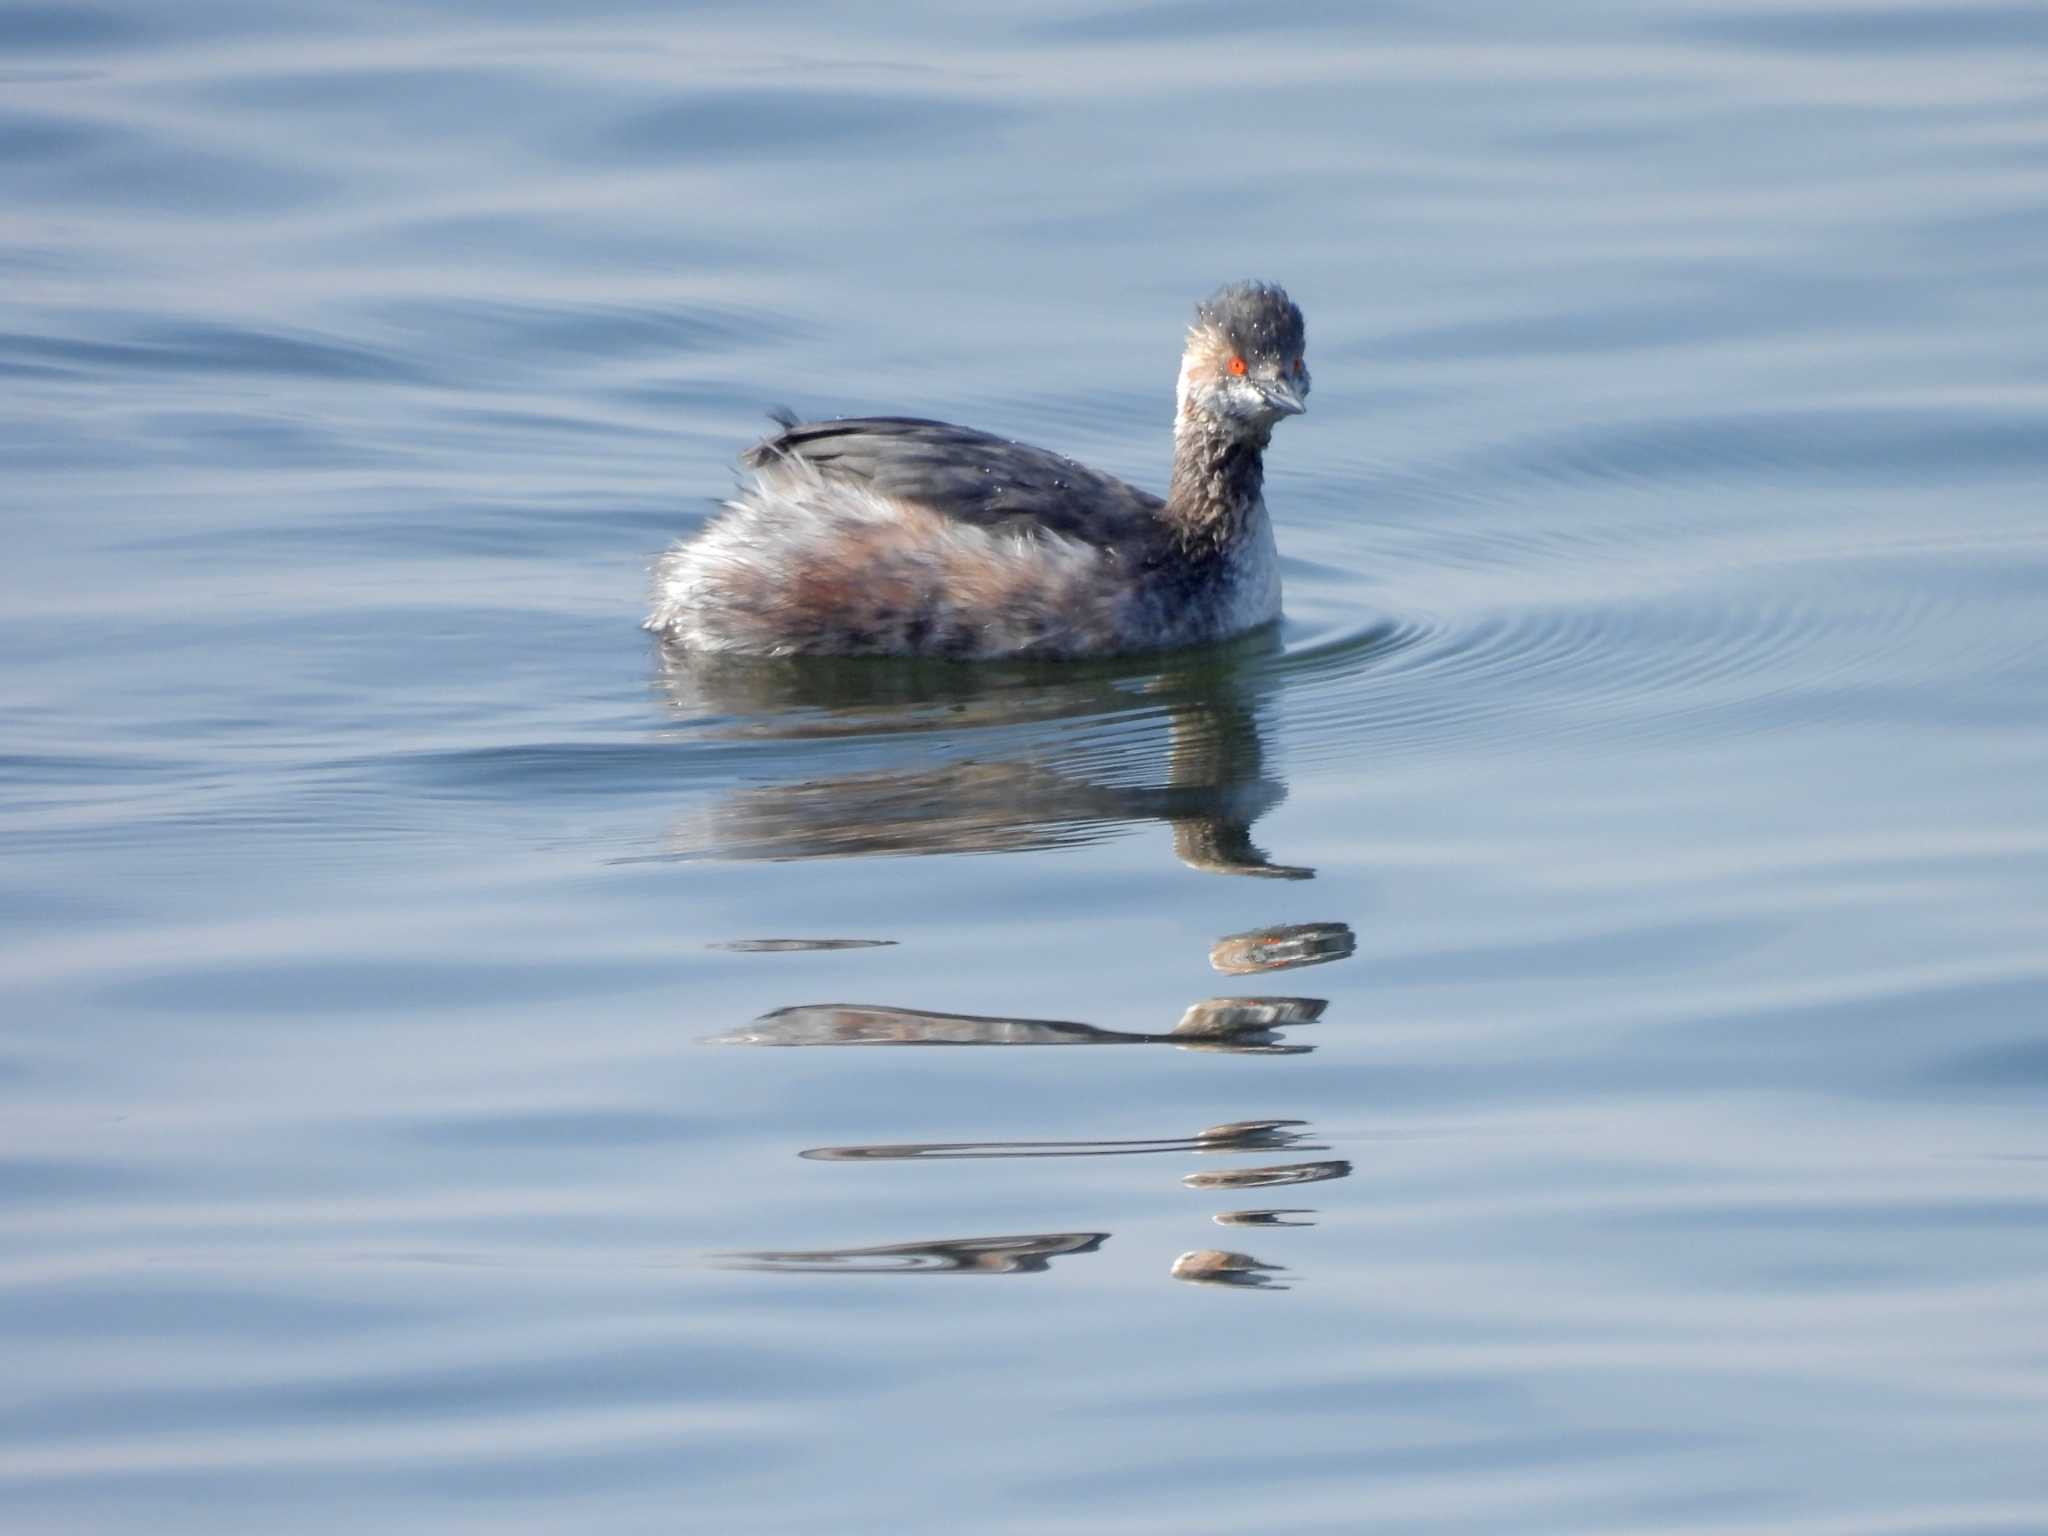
[746,416,1165,552]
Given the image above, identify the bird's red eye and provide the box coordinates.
[1227,355,1247,376]
[1294,357,1306,375]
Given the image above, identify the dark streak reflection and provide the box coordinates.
[656,636,1312,879]
[720,1231,1107,1275]
[800,1118,1320,1162]
[710,937,897,953]
[1214,1209,1318,1227]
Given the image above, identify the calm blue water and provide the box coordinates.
[5,3,2048,1531]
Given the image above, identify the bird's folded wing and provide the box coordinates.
[745,416,1164,551]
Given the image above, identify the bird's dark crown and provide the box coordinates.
[1192,280,1305,361]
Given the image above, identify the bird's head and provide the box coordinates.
[1176,280,1309,436]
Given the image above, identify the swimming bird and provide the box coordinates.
[646,281,1309,658]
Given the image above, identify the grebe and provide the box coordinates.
[646,281,1310,658]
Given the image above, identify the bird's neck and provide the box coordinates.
[1164,410,1270,553]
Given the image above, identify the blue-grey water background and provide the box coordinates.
[5,2,2048,1531]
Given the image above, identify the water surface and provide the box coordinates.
[4,2,2047,1532]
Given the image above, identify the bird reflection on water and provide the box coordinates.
[708,937,897,953]
[722,1123,1350,1285]
[654,631,1314,879]
[1209,921,1356,975]
[799,1118,1321,1163]
[700,918,1352,1055]
[721,1231,1107,1276]
[1182,1159,1352,1191]
[1213,1209,1317,1228]
[703,875,1360,1284]
[1170,1249,1293,1290]
[703,996,1325,1055]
